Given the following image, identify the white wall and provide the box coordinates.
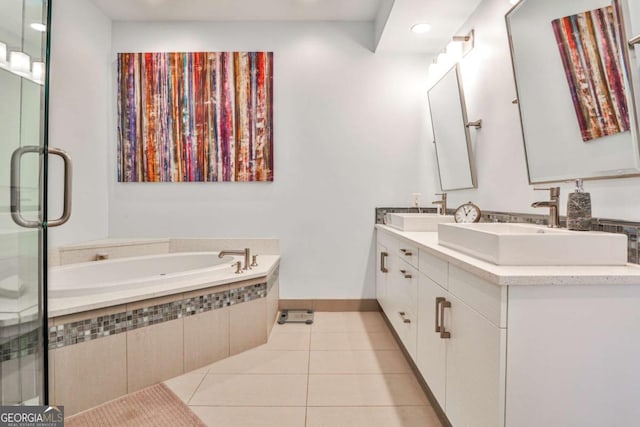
[430,0,640,223]
[48,0,111,246]
[109,22,432,299]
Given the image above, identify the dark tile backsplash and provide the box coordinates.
[375,207,640,265]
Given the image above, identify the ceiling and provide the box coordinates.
[89,0,484,54]
[90,0,383,22]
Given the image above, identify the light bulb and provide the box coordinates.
[446,41,464,61]
[10,51,31,75]
[30,23,46,32]
[437,52,453,70]
[32,62,45,83]
[0,42,7,66]
[428,62,441,78]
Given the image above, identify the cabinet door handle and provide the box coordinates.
[398,311,411,324]
[435,297,445,332]
[440,300,452,339]
[380,251,388,273]
[399,269,412,279]
[400,249,413,256]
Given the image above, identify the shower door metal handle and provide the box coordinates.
[629,34,640,48]
[11,146,73,228]
[47,147,73,227]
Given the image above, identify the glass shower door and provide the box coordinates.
[0,0,48,405]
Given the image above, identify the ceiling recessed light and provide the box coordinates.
[509,0,520,4]
[411,23,432,34]
[30,23,46,32]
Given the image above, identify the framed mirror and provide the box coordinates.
[507,0,640,183]
[428,64,477,191]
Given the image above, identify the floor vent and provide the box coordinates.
[277,309,314,325]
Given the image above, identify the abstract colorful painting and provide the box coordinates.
[552,6,630,142]
[117,52,273,182]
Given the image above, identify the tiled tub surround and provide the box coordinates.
[376,207,640,264]
[376,225,640,426]
[48,253,280,415]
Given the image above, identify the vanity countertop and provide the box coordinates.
[376,225,640,286]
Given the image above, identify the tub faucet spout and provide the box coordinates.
[218,248,251,270]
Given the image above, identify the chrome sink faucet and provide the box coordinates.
[432,193,447,215]
[531,187,560,228]
[218,248,251,270]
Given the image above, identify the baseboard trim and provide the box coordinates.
[380,310,453,427]
[278,299,380,312]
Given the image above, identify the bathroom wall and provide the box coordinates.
[108,22,432,299]
[432,0,640,223]
[48,0,111,247]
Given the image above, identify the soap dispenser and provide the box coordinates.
[566,179,591,231]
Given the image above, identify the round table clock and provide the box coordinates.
[454,202,482,223]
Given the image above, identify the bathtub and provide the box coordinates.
[48,252,240,298]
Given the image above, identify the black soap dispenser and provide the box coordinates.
[566,179,591,231]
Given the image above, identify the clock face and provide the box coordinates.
[454,202,481,223]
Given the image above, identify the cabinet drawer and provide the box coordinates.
[448,265,506,328]
[419,249,448,289]
[393,259,418,315]
[377,231,398,254]
[396,242,419,268]
[388,307,417,362]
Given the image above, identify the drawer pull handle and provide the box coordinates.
[400,249,413,256]
[435,297,445,333]
[399,269,412,279]
[398,311,411,324]
[380,251,388,273]
[440,300,452,339]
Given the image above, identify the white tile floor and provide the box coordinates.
[164,311,443,427]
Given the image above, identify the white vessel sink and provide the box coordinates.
[437,223,628,266]
[387,213,455,231]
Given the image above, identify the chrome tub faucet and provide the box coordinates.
[218,248,251,270]
[531,187,560,228]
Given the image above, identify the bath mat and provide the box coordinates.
[65,383,206,427]
[278,309,314,324]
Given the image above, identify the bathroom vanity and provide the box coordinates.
[376,224,640,427]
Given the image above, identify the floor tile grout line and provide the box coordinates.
[183,372,209,405]
[305,318,312,427]
[187,404,431,407]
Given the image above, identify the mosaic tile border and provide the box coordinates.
[0,327,41,363]
[48,280,270,351]
[375,207,640,264]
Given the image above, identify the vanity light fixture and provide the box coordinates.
[428,29,475,83]
[0,42,7,66]
[30,23,46,32]
[0,44,43,85]
[32,62,45,84]
[10,51,31,75]
[411,23,432,34]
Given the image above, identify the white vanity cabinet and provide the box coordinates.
[417,254,506,427]
[377,231,418,360]
[375,242,389,310]
[375,226,640,427]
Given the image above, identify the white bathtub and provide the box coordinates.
[48,252,240,298]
